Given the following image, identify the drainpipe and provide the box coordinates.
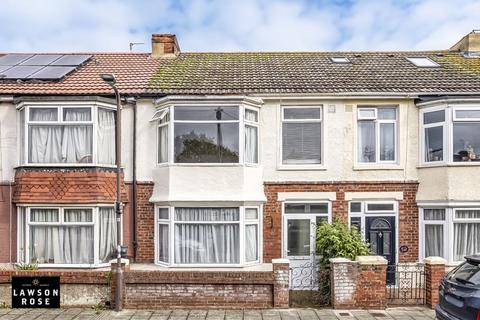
[132,98,138,260]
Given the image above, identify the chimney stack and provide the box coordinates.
[450,30,480,55]
[151,34,180,59]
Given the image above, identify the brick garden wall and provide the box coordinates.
[111,260,290,309]
[0,269,110,307]
[263,181,419,263]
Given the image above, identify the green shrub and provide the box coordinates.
[316,220,370,267]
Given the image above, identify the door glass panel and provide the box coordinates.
[350,217,362,231]
[287,219,311,256]
[383,232,391,255]
[369,232,378,254]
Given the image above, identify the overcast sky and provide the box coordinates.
[0,0,478,53]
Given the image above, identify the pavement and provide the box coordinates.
[0,308,436,320]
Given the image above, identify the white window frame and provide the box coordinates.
[419,206,480,264]
[155,105,260,166]
[279,105,324,168]
[244,107,260,166]
[356,106,398,165]
[154,205,262,267]
[282,201,332,260]
[420,104,480,166]
[18,204,119,268]
[19,101,116,167]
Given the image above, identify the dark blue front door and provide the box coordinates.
[366,216,396,284]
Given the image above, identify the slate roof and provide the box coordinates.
[0,53,160,95]
[147,51,480,95]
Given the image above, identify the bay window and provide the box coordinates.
[156,105,259,164]
[155,206,261,266]
[281,106,322,165]
[21,104,115,166]
[357,107,397,164]
[421,207,480,262]
[17,206,117,267]
[421,105,480,165]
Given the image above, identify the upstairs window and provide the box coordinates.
[421,105,480,165]
[357,107,397,164]
[281,106,322,165]
[21,104,115,166]
[156,105,259,165]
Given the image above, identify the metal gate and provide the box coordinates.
[289,256,330,307]
[386,263,425,306]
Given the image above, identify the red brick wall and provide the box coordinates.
[355,263,387,309]
[0,184,14,263]
[13,167,128,204]
[110,262,290,309]
[263,181,419,263]
[0,269,109,284]
[135,182,155,262]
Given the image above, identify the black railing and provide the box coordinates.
[386,263,425,305]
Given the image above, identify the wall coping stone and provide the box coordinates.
[330,257,352,263]
[356,255,388,265]
[424,256,447,265]
[272,258,290,264]
[110,258,130,266]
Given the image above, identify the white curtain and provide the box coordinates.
[174,208,240,264]
[29,108,92,163]
[29,209,94,264]
[245,224,258,262]
[245,125,258,163]
[358,121,375,162]
[158,224,169,262]
[99,207,117,263]
[158,125,168,163]
[425,225,444,258]
[380,123,395,161]
[454,210,480,260]
[62,109,92,163]
[97,108,115,165]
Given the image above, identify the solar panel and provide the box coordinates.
[51,55,91,66]
[28,66,76,79]
[0,54,33,66]
[0,66,12,74]
[0,53,91,80]
[20,54,62,66]
[2,66,44,79]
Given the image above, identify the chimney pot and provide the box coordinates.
[152,34,180,59]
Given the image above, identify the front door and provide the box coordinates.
[366,216,396,284]
[284,216,317,289]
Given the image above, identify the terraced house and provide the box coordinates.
[0,31,479,308]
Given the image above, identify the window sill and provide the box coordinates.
[16,164,117,169]
[353,165,403,171]
[277,164,327,171]
[418,162,480,169]
[138,262,270,271]
[156,163,260,168]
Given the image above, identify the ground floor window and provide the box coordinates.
[17,206,117,267]
[155,206,261,266]
[421,207,480,262]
